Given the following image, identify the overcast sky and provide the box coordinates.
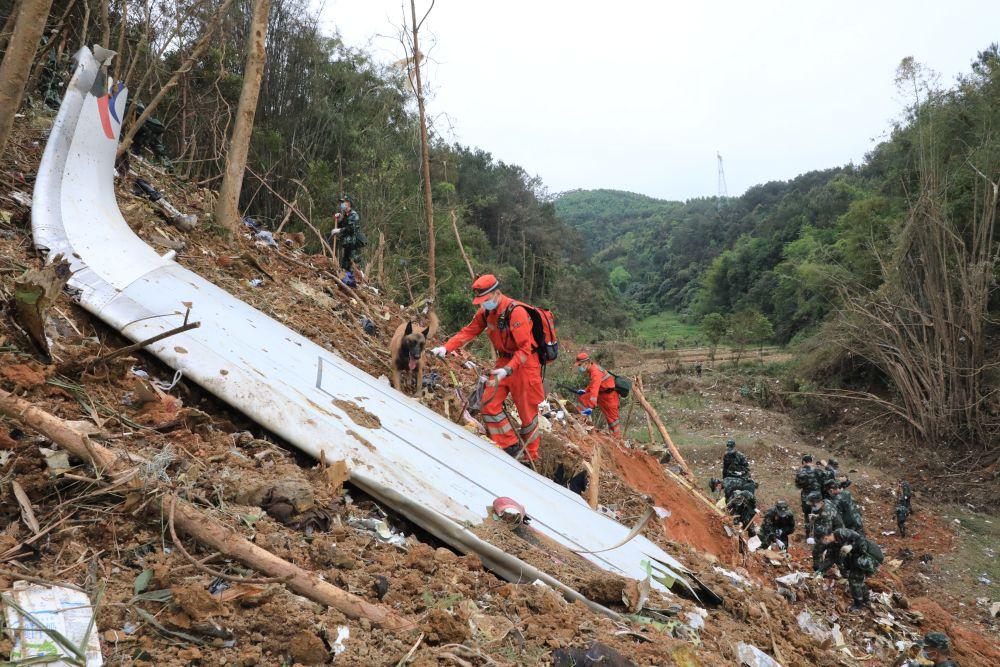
[319,1,1000,201]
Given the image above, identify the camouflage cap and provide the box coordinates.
[709,477,722,490]
[833,527,853,541]
[827,458,839,468]
[823,478,839,490]
[805,491,823,504]
[802,454,813,463]
[775,500,789,510]
[922,632,950,650]
[726,439,736,449]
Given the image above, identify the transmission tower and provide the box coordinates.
[716,152,728,209]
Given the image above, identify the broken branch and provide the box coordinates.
[0,387,414,631]
[631,381,695,481]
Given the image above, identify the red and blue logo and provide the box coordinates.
[96,82,125,140]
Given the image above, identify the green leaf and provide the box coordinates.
[130,588,173,603]
[133,569,154,595]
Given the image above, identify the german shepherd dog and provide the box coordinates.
[389,312,438,394]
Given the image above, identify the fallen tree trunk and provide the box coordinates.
[0,387,413,631]
[631,381,695,481]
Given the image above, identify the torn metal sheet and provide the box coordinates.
[32,47,694,597]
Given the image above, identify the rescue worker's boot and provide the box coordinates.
[503,444,528,464]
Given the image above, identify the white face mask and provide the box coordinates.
[482,298,499,311]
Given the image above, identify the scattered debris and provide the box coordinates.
[736,642,782,667]
[2,582,103,666]
[10,255,71,357]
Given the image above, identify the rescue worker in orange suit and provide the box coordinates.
[430,275,545,461]
[574,352,621,437]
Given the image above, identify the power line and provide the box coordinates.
[716,151,727,209]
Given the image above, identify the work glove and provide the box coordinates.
[575,389,586,395]
[806,537,815,545]
[490,367,511,380]
[430,346,447,358]
[840,544,853,555]
[581,408,593,416]
[329,227,344,235]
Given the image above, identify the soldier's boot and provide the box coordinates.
[848,575,869,611]
[811,545,824,572]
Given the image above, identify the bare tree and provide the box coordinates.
[0,0,54,156]
[0,0,23,53]
[116,0,234,158]
[215,0,272,235]
[408,0,436,300]
[832,59,999,450]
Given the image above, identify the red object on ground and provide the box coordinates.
[492,496,526,523]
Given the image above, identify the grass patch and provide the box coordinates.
[942,505,1000,600]
[632,311,702,347]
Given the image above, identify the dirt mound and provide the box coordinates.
[909,597,1000,665]
[604,444,737,561]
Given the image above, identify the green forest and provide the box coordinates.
[557,46,1000,347]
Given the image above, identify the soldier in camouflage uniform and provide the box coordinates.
[825,478,865,534]
[726,489,758,534]
[759,500,795,550]
[722,439,750,479]
[723,475,757,502]
[818,527,883,611]
[898,479,913,512]
[918,632,958,667]
[806,490,844,570]
[795,455,822,535]
[895,500,910,537]
[330,195,365,270]
[818,458,840,486]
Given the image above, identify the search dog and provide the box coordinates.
[389,311,438,395]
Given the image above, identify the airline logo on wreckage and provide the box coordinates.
[93,74,125,140]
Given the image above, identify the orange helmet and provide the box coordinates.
[575,352,591,364]
[472,274,500,305]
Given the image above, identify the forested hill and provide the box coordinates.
[557,46,999,345]
[555,168,856,342]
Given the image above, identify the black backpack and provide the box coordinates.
[501,302,559,365]
[611,373,632,397]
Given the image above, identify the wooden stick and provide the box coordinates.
[631,382,695,481]
[95,320,200,364]
[0,387,413,631]
[585,444,601,509]
[450,209,475,279]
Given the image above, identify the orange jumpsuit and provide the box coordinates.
[580,363,621,437]
[444,294,545,459]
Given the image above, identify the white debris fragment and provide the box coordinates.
[684,607,708,631]
[713,566,752,588]
[775,572,810,586]
[747,535,762,552]
[737,642,782,667]
[990,601,1000,618]
[330,625,349,656]
[796,610,832,642]
[3,582,103,666]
